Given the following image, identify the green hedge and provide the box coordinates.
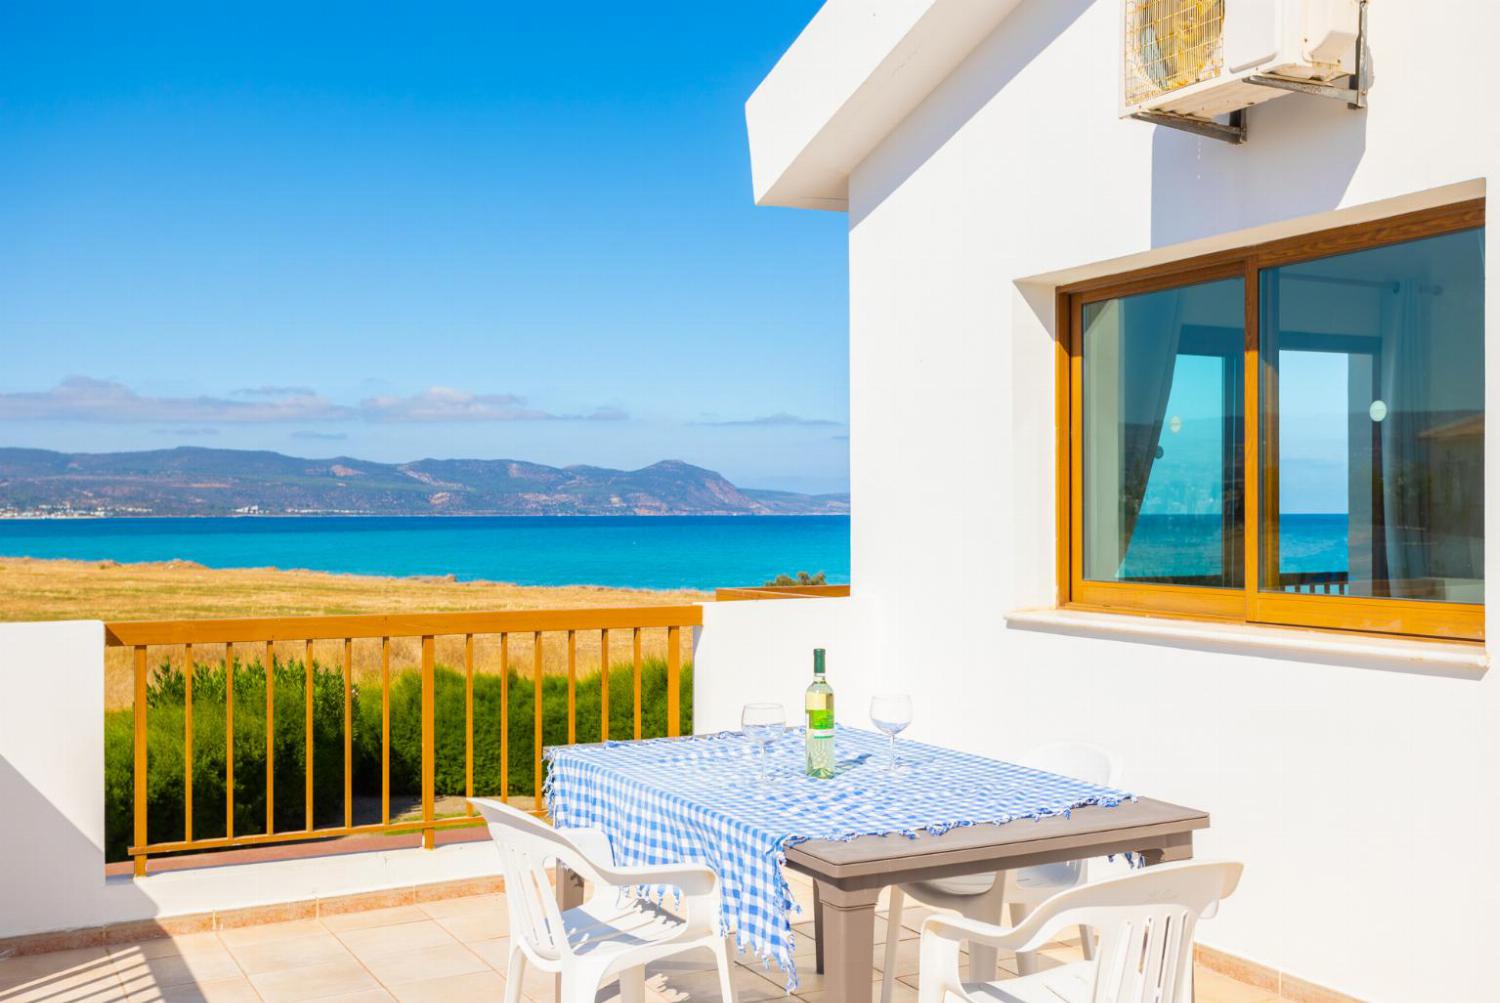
[104,656,692,862]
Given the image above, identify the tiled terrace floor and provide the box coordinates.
[1,873,1275,1003]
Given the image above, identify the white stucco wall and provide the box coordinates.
[717,3,1500,1001]
[0,620,500,940]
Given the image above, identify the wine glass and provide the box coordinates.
[869,692,913,775]
[741,702,786,783]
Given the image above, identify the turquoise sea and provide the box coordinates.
[0,515,850,591]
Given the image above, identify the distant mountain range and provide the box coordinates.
[0,447,850,517]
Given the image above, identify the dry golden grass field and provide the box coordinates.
[0,557,709,709]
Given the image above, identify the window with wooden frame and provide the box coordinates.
[1056,200,1486,641]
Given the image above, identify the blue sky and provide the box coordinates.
[0,3,849,494]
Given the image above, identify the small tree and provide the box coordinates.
[764,570,827,587]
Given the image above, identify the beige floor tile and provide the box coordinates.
[109,935,228,963]
[218,922,325,950]
[1192,967,1280,1003]
[358,942,488,987]
[320,908,431,934]
[122,975,263,1003]
[795,978,918,1003]
[114,947,246,989]
[415,896,505,921]
[651,965,787,1003]
[249,959,380,1003]
[461,938,511,973]
[0,967,126,1003]
[289,993,393,1003]
[430,909,509,944]
[226,933,354,976]
[0,947,115,991]
[385,970,506,1003]
[334,922,457,961]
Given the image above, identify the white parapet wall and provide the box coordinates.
[0,620,500,940]
[693,597,858,735]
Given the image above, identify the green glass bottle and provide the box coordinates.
[804,648,835,778]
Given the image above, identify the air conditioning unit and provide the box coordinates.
[1121,0,1361,122]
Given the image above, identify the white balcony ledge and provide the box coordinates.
[1005,607,1489,676]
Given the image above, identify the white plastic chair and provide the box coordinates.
[474,798,737,1003]
[916,860,1242,1003]
[880,742,1122,1002]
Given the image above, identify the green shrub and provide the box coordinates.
[104,656,692,862]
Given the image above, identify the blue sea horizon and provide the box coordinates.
[0,514,852,592]
[1123,512,1348,578]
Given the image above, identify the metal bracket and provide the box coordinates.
[1247,0,1370,109]
[1131,108,1246,145]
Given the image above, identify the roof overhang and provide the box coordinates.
[746,0,1025,211]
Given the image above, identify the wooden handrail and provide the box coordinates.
[105,605,703,647]
[714,585,850,601]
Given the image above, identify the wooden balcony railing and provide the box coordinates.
[714,585,850,601]
[106,606,701,877]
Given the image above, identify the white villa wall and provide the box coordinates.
[0,620,500,940]
[714,2,1500,1002]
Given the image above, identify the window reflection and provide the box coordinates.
[1082,278,1245,587]
[1262,228,1485,603]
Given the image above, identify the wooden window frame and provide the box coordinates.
[1055,198,1486,642]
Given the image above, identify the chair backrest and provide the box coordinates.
[1018,740,1124,788]
[473,798,597,960]
[1011,861,1242,1003]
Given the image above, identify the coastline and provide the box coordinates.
[0,557,712,710]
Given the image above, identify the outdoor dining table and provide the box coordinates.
[544,727,1209,1003]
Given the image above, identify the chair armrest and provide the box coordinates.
[558,826,615,868]
[600,862,719,897]
[921,913,1048,954]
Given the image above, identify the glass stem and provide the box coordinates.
[889,733,897,772]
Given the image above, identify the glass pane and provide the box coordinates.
[1082,277,1245,587]
[1261,226,1485,603]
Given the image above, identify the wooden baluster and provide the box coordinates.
[533,631,544,817]
[132,644,148,877]
[566,630,577,745]
[381,636,390,827]
[304,639,314,832]
[226,642,235,841]
[501,632,510,803]
[265,640,275,835]
[465,633,475,816]
[421,635,435,850]
[600,629,610,741]
[184,643,193,845]
[632,627,643,739]
[667,626,681,737]
[343,637,353,830]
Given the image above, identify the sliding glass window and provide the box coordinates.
[1062,201,1485,639]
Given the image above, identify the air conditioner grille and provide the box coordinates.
[1125,0,1225,106]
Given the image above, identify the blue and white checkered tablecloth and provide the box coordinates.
[543,727,1130,989]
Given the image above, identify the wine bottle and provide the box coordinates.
[804,648,835,778]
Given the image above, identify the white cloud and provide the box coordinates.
[0,377,349,423]
[693,412,842,428]
[0,378,630,426]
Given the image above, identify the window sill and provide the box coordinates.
[1004,607,1488,676]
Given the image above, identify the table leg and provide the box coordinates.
[1138,831,1194,867]
[555,864,585,1000]
[815,882,880,1003]
[812,881,825,974]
